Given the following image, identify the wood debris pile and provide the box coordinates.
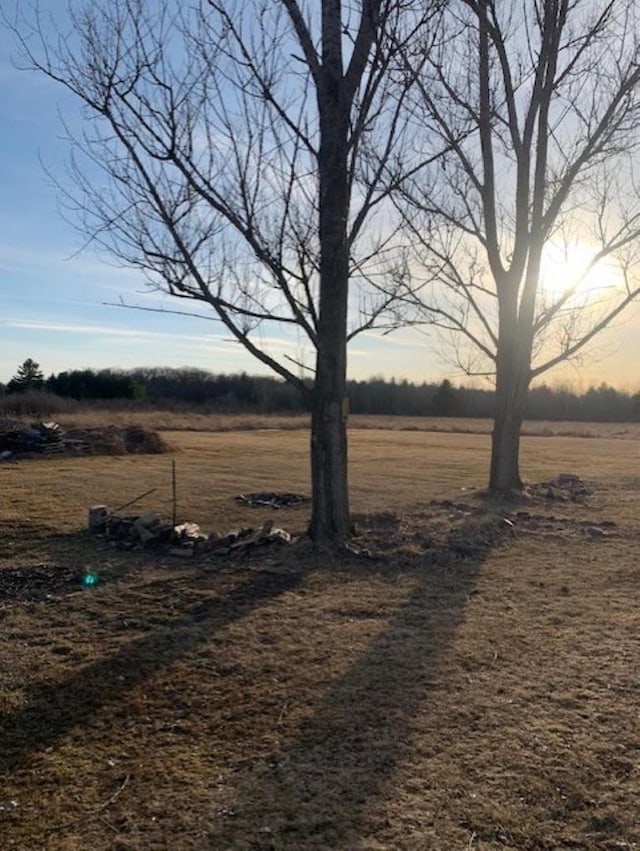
[0,420,64,457]
[0,421,168,458]
[89,506,291,557]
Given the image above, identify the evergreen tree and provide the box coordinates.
[432,380,458,417]
[7,358,45,393]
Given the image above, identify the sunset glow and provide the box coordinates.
[540,241,624,302]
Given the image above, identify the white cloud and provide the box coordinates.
[1,317,228,345]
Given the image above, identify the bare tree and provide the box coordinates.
[394,0,640,493]
[8,0,434,541]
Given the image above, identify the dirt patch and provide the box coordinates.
[0,562,82,603]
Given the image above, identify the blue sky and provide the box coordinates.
[1,9,639,391]
[0,11,447,388]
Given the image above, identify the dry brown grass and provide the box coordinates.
[1,422,640,849]
[51,409,311,433]
[30,407,640,440]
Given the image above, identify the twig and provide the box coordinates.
[104,300,220,323]
[277,701,289,725]
[96,774,130,811]
[98,815,119,832]
[46,774,131,834]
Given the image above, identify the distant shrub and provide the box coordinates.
[123,425,170,454]
[0,391,79,418]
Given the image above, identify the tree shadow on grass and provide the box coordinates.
[206,519,507,848]
[2,512,509,847]
[0,524,156,605]
[0,566,305,773]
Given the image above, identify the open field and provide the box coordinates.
[29,409,640,440]
[2,422,640,849]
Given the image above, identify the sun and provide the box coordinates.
[540,240,624,301]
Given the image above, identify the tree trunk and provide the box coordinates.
[489,401,524,493]
[307,13,352,543]
[489,342,531,494]
[308,386,350,541]
[308,139,351,541]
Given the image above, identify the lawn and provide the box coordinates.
[1,419,639,849]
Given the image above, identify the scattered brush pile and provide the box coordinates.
[527,472,594,502]
[235,491,310,508]
[0,420,169,458]
[63,424,169,455]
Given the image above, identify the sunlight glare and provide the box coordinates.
[540,241,624,301]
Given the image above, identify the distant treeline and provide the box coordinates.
[2,366,640,422]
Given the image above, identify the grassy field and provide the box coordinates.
[1,418,640,849]
[30,408,640,440]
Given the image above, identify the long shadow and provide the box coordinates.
[0,567,304,772]
[205,524,501,848]
[0,525,154,606]
[3,514,506,846]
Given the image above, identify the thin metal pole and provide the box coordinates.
[172,460,177,528]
